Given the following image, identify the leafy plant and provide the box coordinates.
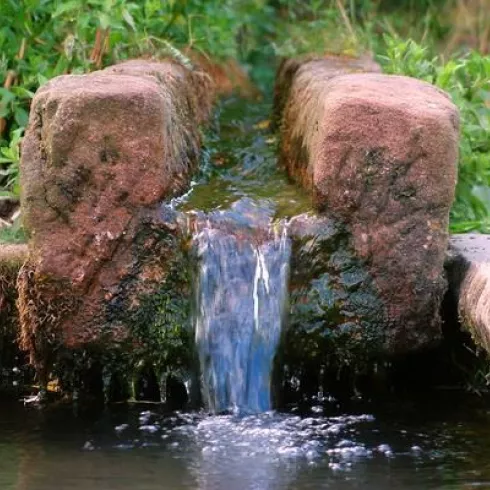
[0,127,23,198]
[0,216,26,244]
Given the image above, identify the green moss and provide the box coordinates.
[123,244,194,376]
[73,221,197,402]
[284,221,386,375]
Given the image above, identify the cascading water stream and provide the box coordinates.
[191,200,291,414]
[166,97,310,414]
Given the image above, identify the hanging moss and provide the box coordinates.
[31,215,197,404]
[0,245,28,389]
[78,218,197,401]
[281,216,386,395]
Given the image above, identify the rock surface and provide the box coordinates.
[285,214,386,368]
[103,59,213,124]
[446,234,490,353]
[0,244,27,322]
[273,53,381,128]
[189,54,260,99]
[278,68,460,353]
[19,60,212,381]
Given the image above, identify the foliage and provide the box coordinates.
[0,218,26,244]
[379,36,490,232]
[0,127,22,198]
[0,0,276,189]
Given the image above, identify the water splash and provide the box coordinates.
[193,199,291,413]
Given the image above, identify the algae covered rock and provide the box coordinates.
[278,68,460,354]
[278,214,385,394]
[19,60,213,385]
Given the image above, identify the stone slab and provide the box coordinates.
[447,234,490,352]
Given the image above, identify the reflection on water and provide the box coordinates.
[2,394,490,490]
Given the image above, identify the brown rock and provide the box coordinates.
[188,53,260,99]
[279,71,459,353]
[273,53,381,129]
[103,59,214,124]
[0,244,27,354]
[19,61,212,379]
[446,234,490,353]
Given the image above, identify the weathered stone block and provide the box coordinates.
[19,61,212,382]
[273,54,381,128]
[447,234,490,353]
[279,71,459,353]
[103,59,213,124]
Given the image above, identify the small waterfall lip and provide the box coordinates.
[157,197,297,415]
[192,198,292,414]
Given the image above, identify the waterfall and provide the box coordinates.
[192,200,291,414]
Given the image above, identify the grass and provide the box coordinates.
[0,220,25,244]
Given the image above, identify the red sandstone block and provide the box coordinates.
[19,62,211,371]
[280,70,459,352]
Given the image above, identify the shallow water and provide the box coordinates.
[2,394,490,490]
[176,97,311,219]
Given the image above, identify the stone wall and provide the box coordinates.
[447,235,490,353]
[0,244,27,375]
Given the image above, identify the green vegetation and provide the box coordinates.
[1,0,490,231]
[0,218,26,244]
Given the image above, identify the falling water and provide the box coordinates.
[192,199,291,414]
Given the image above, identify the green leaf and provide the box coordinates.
[14,107,29,127]
[52,0,81,18]
[0,190,16,198]
[122,9,136,31]
[99,12,112,30]
[37,74,49,87]
[0,88,16,103]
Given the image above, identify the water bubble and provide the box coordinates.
[139,424,159,434]
[115,423,129,433]
[82,441,95,451]
[377,444,394,457]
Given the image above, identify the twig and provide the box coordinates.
[335,0,357,43]
[90,28,110,68]
[17,38,27,60]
